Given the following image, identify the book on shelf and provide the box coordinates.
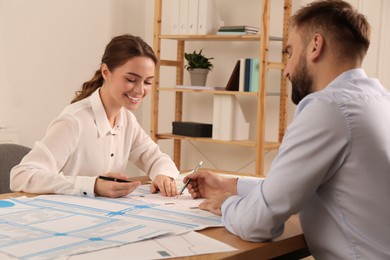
[225,60,240,91]
[244,58,260,92]
[216,31,258,35]
[218,25,259,35]
[219,25,259,31]
[239,58,246,92]
[218,28,258,33]
[244,58,252,92]
[225,58,260,92]
[250,58,260,92]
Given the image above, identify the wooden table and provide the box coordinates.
[0,179,310,259]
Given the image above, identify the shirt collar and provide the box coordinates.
[327,68,367,88]
[90,88,124,138]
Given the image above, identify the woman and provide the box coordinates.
[10,34,179,197]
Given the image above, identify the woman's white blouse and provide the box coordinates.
[10,89,179,196]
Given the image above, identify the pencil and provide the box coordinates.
[98,176,132,183]
[179,161,203,195]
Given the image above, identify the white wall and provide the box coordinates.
[0,0,147,145]
[0,0,150,176]
[1,0,389,176]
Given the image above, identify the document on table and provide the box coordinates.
[0,231,236,260]
[68,231,236,260]
[0,185,235,260]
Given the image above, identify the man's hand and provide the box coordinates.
[184,169,237,199]
[199,192,233,215]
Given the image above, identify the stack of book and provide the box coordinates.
[217,25,259,35]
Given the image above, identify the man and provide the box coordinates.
[183,0,390,259]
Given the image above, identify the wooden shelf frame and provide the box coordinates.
[151,0,291,176]
[159,34,283,41]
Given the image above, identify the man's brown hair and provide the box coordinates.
[292,0,370,62]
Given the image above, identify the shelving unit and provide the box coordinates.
[151,0,292,176]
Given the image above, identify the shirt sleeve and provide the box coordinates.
[221,98,350,242]
[127,114,179,180]
[10,114,96,197]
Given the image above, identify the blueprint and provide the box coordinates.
[0,185,222,259]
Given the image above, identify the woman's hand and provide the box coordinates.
[94,173,140,198]
[150,175,178,197]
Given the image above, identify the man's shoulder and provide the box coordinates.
[296,91,338,115]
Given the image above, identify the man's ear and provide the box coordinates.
[309,33,324,61]
[101,63,110,79]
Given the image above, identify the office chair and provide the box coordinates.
[0,143,31,193]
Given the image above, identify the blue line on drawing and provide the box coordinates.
[31,197,109,214]
[123,214,198,228]
[54,233,67,236]
[149,207,221,224]
[97,225,146,240]
[0,194,222,259]
[0,200,15,208]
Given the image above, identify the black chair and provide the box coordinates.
[0,143,31,193]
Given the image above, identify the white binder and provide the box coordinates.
[188,0,199,35]
[179,0,189,34]
[169,0,180,34]
[197,0,222,35]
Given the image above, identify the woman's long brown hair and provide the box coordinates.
[71,34,157,104]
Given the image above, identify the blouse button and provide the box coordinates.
[111,153,114,157]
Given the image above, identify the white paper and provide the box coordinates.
[0,187,222,259]
[69,231,237,260]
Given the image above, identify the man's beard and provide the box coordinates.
[290,54,314,105]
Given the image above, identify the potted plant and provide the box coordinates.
[184,49,214,86]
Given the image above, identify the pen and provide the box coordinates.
[98,175,132,183]
[179,161,203,195]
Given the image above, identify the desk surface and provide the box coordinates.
[0,178,309,260]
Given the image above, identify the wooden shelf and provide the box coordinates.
[158,87,258,96]
[151,0,292,176]
[156,133,281,149]
[159,34,283,42]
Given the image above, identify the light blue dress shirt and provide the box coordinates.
[221,69,390,259]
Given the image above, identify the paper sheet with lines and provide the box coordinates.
[0,186,222,259]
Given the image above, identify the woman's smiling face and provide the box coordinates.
[101,56,155,111]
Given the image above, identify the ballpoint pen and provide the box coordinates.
[98,175,132,183]
[179,161,203,195]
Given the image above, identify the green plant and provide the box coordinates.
[184,49,214,71]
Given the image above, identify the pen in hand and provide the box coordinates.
[179,161,203,195]
[98,175,132,183]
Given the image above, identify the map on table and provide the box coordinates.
[0,185,222,259]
